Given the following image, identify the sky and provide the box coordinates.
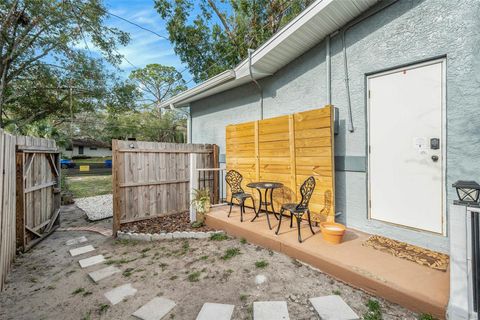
[102,0,194,85]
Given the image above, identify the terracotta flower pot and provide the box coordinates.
[320,222,346,245]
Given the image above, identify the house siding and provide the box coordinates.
[61,146,112,158]
[190,0,480,253]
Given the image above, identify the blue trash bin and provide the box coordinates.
[104,159,112,168]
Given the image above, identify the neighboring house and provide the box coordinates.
[160,0,480,253]
[62,138,111,158]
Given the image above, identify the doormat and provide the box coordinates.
[363,235,449,271]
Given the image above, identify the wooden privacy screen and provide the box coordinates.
[226,105,335,222]
[0,129,16,290]
[16,136,61,252]
[112,140,218,235]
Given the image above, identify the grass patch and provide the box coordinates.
[187,271,201,282]
[123,268,135,277]
[200,255,209,260]
[67,175,112,198]
[72,287,85,295]
[240,294,249,302]
[418,315,436,320]
[332,290,341,295]
[240,238,247,244]
[363,299,382,320]
[105,257,137,265]
[191,221,204,228]
[210,233,228,241]
[97,304,110,314]
[221,248,241,260]
[83,291,93,297]
[255,260,269,269]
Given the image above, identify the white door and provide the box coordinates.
[368,60,445,234]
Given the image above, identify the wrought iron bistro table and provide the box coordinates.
[247,182,284,230]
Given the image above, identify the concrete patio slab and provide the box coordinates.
[206,206,449,318]
[104,283,137,305]
[132,297,176,320]
[88,266,120,283]
[253,301,290,320]
[78,255,105,268]
[309,295,359,320]
[196,303,234,320]
[66,236,88,246]
[69,245,95,257]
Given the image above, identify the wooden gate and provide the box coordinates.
[16,138,61,252]
[226,105,335,222]
[112,140,218,235]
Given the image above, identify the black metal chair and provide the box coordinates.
[276,176,316,243]
[225,170,255,222]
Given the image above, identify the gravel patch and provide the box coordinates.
[75,194,113,221]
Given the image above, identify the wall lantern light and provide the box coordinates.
[453,180,480,205]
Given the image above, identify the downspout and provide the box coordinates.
[340,0,400,133]
[342,31,355,133]
[326,36,331,105]
[248,48,264,120]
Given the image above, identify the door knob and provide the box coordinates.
[431,155,439,162]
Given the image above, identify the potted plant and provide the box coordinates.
[191,188,211,223]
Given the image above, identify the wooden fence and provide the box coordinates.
[112,140,218,235]
[0,129,16,291]
[16,136,61,252]
[0,130,59,290]
[226,105,335,222]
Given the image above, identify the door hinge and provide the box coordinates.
[368,90,371,99]
[368,145,371,154]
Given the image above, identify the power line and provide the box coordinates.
[72,1,298,95]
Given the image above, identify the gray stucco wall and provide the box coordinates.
[190,0,480,253]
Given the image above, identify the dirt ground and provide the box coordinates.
[0,205,420,320]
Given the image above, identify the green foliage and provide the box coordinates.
[240,294,249,302]
[0,0,131,128]
[418,314,436,320]
[363,299,382,320]
[210,233,228,241]
[72,287,85,295]
[191,220,204,228]
[254,260,269,269]
[129,64,187,107]
[221,247,241,260]
[122,268,135,277]
[97,304,110,314]
[187,271,201,282]
[154,0,314,82]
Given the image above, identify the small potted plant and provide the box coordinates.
[191,188,211,223]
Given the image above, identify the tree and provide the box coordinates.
[154,0,314,82]
[129,64,187,109]
[0,0,130,127]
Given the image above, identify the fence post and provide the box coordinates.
[212,145,219,204]
[189,153,198,222]
[112,140,121,237]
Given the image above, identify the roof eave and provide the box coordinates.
[159,69,236,108]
